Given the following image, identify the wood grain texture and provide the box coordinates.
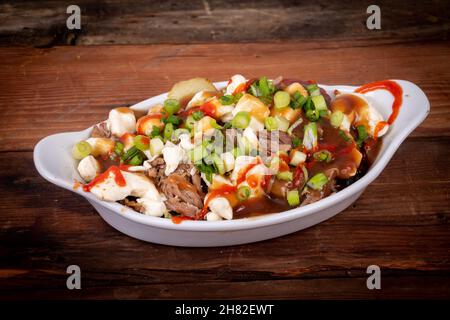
[0,0,449,47]
[0,42,449,299]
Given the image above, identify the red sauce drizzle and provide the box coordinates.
[355,80,403,134]
[171,215,194,224]
[83,166,126,192]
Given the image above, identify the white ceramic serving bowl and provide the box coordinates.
[34,80,429,247]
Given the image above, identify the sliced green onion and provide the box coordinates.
[134,135,150,151]
[258,77,273,97]
[121,146,140,162]
[150,137,164,156]
[339,130,352,142]
[306,109,319,122]
[307,173,328,190]
[185,115,196,130]
[231,111,250,129]
[274,91,290,109]
[356,125,368,147]
[173,128,190,140]
[192,110,204,121]
[163,114,181,126]
[210,153,225,174]
[210,118,222,129]
[114,141,124,155]
[287,190,300,206]
[220,95,234,105]
[290,91,307,109]
[277,171,293,181]
[72,141,92,160]
[164,123,174,140]
[265,116,278,131]
[313,150,332,163]
[237,186,251,201]
[163,99,180,115]
[290,150,307,166]
[330,111,344,128]
[129,153,144,166]
[150,126,161,138]
[189,145,207,164]
[292,137,301,147]
[275,115,290,132]
[311,95,327,112]
[306,84,320,96]
[303,122,318,151]
[249,83,259,96]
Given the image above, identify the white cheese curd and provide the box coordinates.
[220,152,235,172]
[242,164,272,198]
[179,133,194,151]
[89,170,131,202]
[108,107,136,137]
[225,74,247,95]
[162,141,187,176]
[137,198,166,217]
[208,197,233,220]
[85,137,115,156]
[186,91,218,109]
[77,155,100,182]
[206,211,223,221]
[243,127,259,149]
[122,171,157,198]
[211,174,234,190]
[249,117,265,131]
[362,103,389,137]
[230,155,257,183]
[340,114,351,132]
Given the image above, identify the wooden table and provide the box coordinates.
[1,41,449,299]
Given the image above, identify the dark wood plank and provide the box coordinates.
[1,42,449,152]
[0,0,449,47]
[1,136,449,299]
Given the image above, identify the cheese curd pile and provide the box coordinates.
[72,75,389,222]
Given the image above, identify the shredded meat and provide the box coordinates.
[301,168,338,206]
[257,130,292,157]
[119,197,143,213]
[91,121,111,138]
[146,157,205,217]
[160,174,204,217]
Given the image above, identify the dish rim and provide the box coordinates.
[33,79,430,232]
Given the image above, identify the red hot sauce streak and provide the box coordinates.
[355,80,403,127]
[83,166,126,192]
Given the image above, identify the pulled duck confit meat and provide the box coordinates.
[257,130,292,157]
[160,174,204,217]
[147,157,205,217]
[301,168,339,206]
[91,121,111,138]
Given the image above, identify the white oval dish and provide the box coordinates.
[33,80,429,247]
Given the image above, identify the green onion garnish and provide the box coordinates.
[150,126,161,138]
[264,116,279,131]
[231,111,250,129]
[307,173,328,190]
[129,153,144,166]
[185,115,196,130]
[163,114,181,126]
[330,111,344,128]
[311,95,327,112]
[192,110,204,121]
[114,141,124,155]
[163,99,180,115]
[220,95,234,105]
[134,135,150,151]
[274,91,291,109]
[164,123,174,140]
[276,171,293,181]
[290,91,307,109]
[72,141,92,160]
[356,125,368,147]
[237,186,251,201]
[287,190,300,206]
[313,150,332,163]
[292,137,301,147]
